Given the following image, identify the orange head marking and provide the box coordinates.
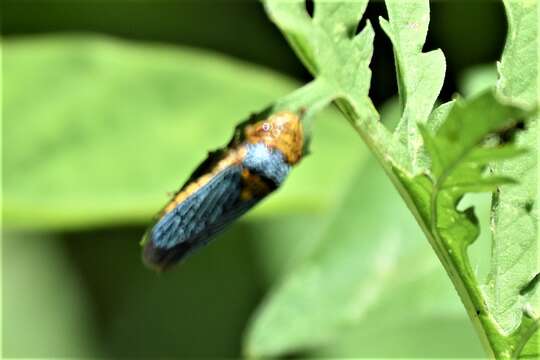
[244,111,304,165]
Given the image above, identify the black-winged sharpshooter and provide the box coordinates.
[142,111,304,270]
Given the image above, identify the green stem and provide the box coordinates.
[272,77,336,129]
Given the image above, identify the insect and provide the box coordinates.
[142,111,304,270]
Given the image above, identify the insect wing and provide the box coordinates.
[143,164,258,269]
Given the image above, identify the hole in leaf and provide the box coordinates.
[355,1,386,36]
[305,0,314,18]
[520,272,540,296]
[524,200,534,213]
[497,119,526,144]
[359,1,398,116]
[462,193,492,284]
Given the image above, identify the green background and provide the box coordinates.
[2,0,506,357]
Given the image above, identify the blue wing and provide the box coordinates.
[143,164,259,269]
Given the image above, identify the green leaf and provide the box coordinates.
[3,233,99,357]
[459,65,498,97]
[421,91,527,184]
[497,0,538,106]
[244,158,482,358]
[3,35,363,229]
[484,0,539,352]
[521,328,539,359]
[264,0,408,169]
[379,0,446,172]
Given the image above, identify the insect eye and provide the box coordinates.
[262,123,271,132]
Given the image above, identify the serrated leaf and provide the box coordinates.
[398,90,532,358]
[265,0,408,169]
[420,91,527,179]
[399,91,527,225]
[484,0,539,345]
[496,0,538,106]
[379,0,445,173]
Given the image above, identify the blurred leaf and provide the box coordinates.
[244,159,482,357]
[2,0,306,78]
[3,232,100,357]
[55,224,264,357]
[314,263,484,358]
[459,65,498,97]
[3,35,362,230]
[521,329,539,359]
[247,214,329,285]
[252,98,402,288]
[483,0,539,353]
